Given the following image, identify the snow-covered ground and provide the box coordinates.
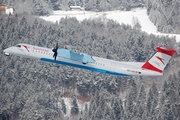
[40,8,180,42]
[62,97,89,117]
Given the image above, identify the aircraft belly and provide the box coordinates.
[113,62,151,76]
[40,57,129,76]
[40,57,162,76]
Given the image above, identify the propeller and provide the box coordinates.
[52,43,58,60]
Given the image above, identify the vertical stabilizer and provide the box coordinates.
[142,47,176,73]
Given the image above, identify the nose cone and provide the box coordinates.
[3,48,8,53]
[3,48,10,56]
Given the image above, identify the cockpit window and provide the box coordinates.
[15,44,21,47]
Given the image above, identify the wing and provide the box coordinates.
[57,48,95,63]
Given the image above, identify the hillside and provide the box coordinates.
[1,0,180,34]
[145,0,180,34]
[40,8,180,42]
[0,0,144,15]
[1,0,180,120]
[1,11,180,119]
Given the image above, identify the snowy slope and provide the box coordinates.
[40,9,180,116]
[40,8,180,42]
[62,97,90,117]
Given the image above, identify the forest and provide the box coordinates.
[0,0,180,120]
[147,0,180,34]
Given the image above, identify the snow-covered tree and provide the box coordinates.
[137,84,146,118]
[71,96,79,115]
[112,98,124,120]
[61,99,66,114]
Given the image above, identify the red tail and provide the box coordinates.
[142,47,176,73]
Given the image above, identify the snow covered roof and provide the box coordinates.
[69,6,82,11]
[0,4,13,15]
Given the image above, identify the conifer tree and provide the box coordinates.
[137,84,146,118]
[71,96,79,115]
[61,99,66,114]
[112,98,123,120]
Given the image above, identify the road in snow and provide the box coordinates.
[40,8,180,42]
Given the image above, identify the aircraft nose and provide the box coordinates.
[3,48,11,56]
[3,48,8,53]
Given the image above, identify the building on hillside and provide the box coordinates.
[0,4,14,15]
[69,6,83,11]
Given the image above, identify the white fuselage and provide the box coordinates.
[3,43,162,76]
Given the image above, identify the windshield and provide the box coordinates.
[15,44,21,47]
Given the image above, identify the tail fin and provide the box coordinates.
[142,46,176,73]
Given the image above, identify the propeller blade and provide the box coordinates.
[56,43,58,49]
[52,43,59,60]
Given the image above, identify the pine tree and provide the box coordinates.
[94,107,103,119]
[146,82,159,117]
[151,82,158,108]
[61,99,66,114]
[126,86,137,119]
[88,97,97,117]
[83,104,89,120]
[71,96,79,115]
[112,98,123,120]
[147,88,153,114]
[103,105,110,119]
[161,103,177,120]
[137,84,146,118]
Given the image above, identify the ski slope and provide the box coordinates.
[40,8,180,42]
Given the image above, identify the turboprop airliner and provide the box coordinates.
[3,43,176,76]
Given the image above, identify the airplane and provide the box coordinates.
[3,43,176,76]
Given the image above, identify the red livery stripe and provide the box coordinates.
[142,62,162,73]
[22,45,29,52]
[156,47,176,56]
[156,56,165,65]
